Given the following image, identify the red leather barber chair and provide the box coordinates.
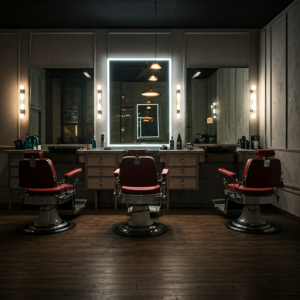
[113,149,169,237]
[19,151,86,235]
[212,149,282,234]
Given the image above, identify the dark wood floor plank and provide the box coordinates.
[0,209,299,299]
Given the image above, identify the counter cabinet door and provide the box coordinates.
[87,177,115,190]
[168,178,197,190]
[87,167,115,177]
[167,155,197,167]
[168,167,196,177]
[87,156,116,167]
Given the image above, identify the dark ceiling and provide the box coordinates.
[0,0,295,29]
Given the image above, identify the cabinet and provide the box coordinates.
[78,150,123,210]
[160,150,205,211]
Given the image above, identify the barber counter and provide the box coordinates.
[4,148,249,211]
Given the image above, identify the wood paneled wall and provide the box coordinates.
[259,0,300,217]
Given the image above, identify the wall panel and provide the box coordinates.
[108,33,171,58]
[0,33,19,145]
[271,16,286,149]
[287,3,300,150]
[31,33,94,68]
[185,33,249,68]
[259,31,266,148]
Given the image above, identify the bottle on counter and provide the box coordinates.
[170,136,174,150]
[177,133,182,150]
[28,138,32,150]
[101,133,105,150]
[92,134,96,149]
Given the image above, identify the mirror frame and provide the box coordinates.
[107,58,172,147]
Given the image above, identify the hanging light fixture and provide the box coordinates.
[151,0,161,70]
[141,87,160,97]
[149,74,158,81]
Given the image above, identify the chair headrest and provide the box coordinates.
[127,148,147,156]
[24,151,43,158]
[255,149,275,157]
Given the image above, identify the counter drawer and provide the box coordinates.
[10,157,23,166]
[10,178,21,189]
[87,177,115,190]
[11,167,19,177]
[168,167,196,177]
[169,178,197,190]
[168,156,197,167]
[87,157,116,167]
[88,167,115,177]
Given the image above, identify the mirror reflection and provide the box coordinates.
[109,60,169,145]
[29,68,94,144]
[186,68,249,144]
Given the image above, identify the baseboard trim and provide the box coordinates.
[272,206,300,224]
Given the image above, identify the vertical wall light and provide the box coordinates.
[97,85,102,119]
[211,102,217,119]
[176,85,180,118]
[250,85,256,118]
[20,85,25,118]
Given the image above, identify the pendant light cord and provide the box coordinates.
[155,0,157,60]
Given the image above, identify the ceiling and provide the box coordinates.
[0,0,295,29]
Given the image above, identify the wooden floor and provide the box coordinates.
[0,209,300,300]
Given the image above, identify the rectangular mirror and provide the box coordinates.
[29,68,94,144]
[108,59,170,146]
[186,68,249,144]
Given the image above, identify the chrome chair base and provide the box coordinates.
[113,220,169,237]
[225,219,281,234]
[20,220,76,235]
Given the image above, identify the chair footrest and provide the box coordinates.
[212,199,242,215]
[127,204,161,214]
[58,199,87,215]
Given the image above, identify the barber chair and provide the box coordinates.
[19,151,86,235]
[113,150,169,237]
[212,149,282,234]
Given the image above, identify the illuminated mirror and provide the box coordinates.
[108,59,170,146]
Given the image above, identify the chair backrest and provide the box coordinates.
[127,148,147,156]
[120,156,157,187]
[242,149,281,188]
[19,151,57,188]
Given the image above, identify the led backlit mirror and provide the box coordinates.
[108,59,170,146]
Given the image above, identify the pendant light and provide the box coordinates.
[151,0,161,70]
[149,74,158,81]
[141,87,160,97]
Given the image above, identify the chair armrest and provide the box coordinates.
[161,168,169,177]
[114,169,120,177]
[218,168,237,179]
[64,168,82,180]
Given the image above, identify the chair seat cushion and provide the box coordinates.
[121,185,160,195]
[227,184,274,196]
[28,184,74,196]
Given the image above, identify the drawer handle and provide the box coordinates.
[99,169,103,175]
[181,159,185,164]
[180,180,185,186]
[181,168,185,174]
[99,159,103,164]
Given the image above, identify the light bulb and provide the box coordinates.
[213,102,216,105]
[150,62,161,70]
[20,113,24,118]
[251,113,256,119]
[177,104,180,110]
[20,85,24,90]
[251,85,256,91]
[20,94,24,100]
[97,114,101,119]
[213,109,216,113]
[177,113,180,118]
[211,105,213,108]
[251,93,256,100]
[177,85,180,90]
[213,116,216,119]
[20,104,25,110]
[97,85,101,90]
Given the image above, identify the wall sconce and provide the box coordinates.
[211,102,217,119]
[176,85,180,118]
[20,85,25,118]
[97,85,102,119]
[250,85,256,118]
